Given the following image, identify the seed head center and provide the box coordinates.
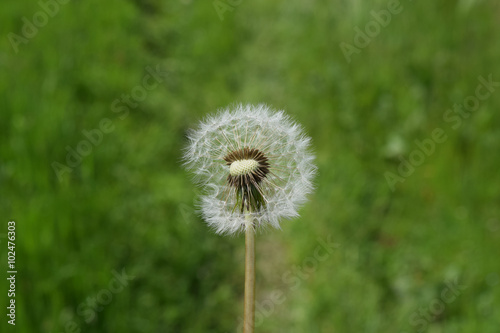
[229,159,259,176]
[223,147,270,212]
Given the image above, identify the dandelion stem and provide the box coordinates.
[244,212,255,333]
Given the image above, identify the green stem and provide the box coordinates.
[244,213,255,333]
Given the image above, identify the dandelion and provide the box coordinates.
[184,104,316,234]
[183,104,316,332]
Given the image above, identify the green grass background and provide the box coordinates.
[1,0,500,332]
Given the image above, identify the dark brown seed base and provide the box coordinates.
[223,147,270,213]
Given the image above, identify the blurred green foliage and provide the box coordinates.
[1,0,500,332]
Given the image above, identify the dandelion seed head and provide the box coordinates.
[183,104,317,235]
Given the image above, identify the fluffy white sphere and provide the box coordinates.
[183,104,317,235]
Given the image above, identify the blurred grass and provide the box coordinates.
[1,0,500,332]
